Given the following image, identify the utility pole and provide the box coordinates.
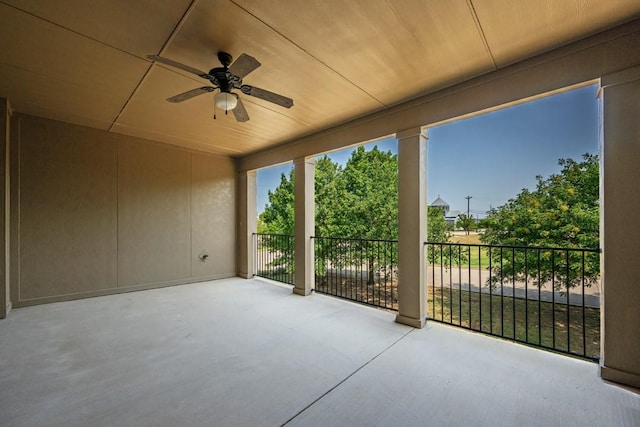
[465,195,472,235]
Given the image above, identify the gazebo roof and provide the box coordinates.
[430,196,449,207]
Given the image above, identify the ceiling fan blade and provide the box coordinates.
[228,53,261,79]
[147,55,214,81]
[167,87,215,103]
[232,96,250,122]
[240,85,293,108]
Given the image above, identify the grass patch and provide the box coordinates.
[426,232,492,269]
[427,286,600,359]
[459,246,490,269]
[429,244,491,269]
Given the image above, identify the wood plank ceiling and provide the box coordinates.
[0,0,639,157]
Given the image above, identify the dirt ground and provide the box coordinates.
[449,232,482,244]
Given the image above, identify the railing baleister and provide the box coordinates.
[250,234,600,360]
[424,241,601,360]
[253,233,295,285]
[313,236,398,311]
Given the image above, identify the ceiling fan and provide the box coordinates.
[147,51,293,122]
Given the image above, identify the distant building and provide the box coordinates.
[430,196,449,214]
[429,196,460,227]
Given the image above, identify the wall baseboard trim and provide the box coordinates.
[12,274,236,308]
[601,365,640,390]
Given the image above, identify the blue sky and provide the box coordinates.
[257,84,599,216]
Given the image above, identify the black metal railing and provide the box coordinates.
[253,233,295,285]
[313,236,398,311]
[425,241,601,360]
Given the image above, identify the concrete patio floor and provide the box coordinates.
[0,278,638,426]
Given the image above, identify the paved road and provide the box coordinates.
[318,266,601,308]
[426,266,601,308]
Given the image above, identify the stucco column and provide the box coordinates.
[293,157,315,296]
[0,99,10,319]
[395,127,427,328]
[600,66,640,389]
[237,169,257,279]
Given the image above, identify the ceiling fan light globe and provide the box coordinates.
[214,92,238,111]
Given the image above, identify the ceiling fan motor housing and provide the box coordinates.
[217,51,233,67]
[209,67,241,92]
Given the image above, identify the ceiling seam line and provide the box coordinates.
[108,122,243,155]
[156,0,201,57]
[466,0,497,70]
[0,1,148,62]
[227,0,388,108]
[107,0,200,132]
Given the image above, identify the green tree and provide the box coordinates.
[336,146,398,240]
[481,154,600,290]
[427,205,454,265]
[314,156,345,238]
[260,146,400,286]
[427,206,451,243]
[259,156,349,238]
[258,169,295,277]
[313,156,347,276]
[334,146,399,285]
[256,217,267,233]
[426,206,468,266]
[476,217,490,230]
[456,213,475,235]
[259,170,294,235]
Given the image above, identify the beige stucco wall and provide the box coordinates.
[10,114,236,307]
[191,153,236,279]
[117,137,191,288]
[18,116,118,300]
